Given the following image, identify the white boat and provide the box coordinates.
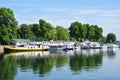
[100,44,108,49]
[80,40,101,49]
[108,44,119,48]
[4,41,49,53]
[49,41,64,51]
[89,42,100,49]
[63,42,75,51]
[80,40,90,49]
[49,41,76,51]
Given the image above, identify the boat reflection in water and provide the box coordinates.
[100,48,117,59]
[80,49,100,55]
[5,51,50,57]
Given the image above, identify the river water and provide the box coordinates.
[0,48,120,80]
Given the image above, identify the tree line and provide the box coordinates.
[0,7,116,45]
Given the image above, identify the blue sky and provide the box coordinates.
[0,0,120,40]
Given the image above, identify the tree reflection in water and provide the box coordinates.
[0,49,116,79]
[0,55,17,80]
[69,49,103,72]
[1,51,69,78]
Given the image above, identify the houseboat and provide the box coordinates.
[4,39,49,53]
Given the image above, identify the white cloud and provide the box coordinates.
[43,8,67,12]
[43,8,100,15]
[101,14,120,17]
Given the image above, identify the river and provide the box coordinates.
[0,48,120,80]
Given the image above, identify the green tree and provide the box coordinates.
[0,24,10,44]
[69,22,80,39]
[69,21,103,42]
[102,36,106,42]
[56,26,70,40]
[85,24,95,41]
[0,7,18,44]
[78,23,87,40]
[49,28,57,40]
[106,33,116,43]
[30,23,41,40]
[39,19,54,40]
[93,25,103,42]
[69,22,87,41]
[18,24,33,39]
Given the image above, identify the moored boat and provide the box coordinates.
[4,44,49,53]
[4,39,49,53]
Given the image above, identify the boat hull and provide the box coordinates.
[4,46,49,53]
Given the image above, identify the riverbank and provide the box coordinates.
[0,45,4,54]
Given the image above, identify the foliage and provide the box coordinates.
[56,26,70,40]
[69,22,103,42]
[93,25,103,42]
[0,7,17,44]
[85,24,95,41]
[17,24,34,39]
[0,24,10,44]
[17,19,70,41]
[106,33,116,43]
[39,19,54,40]
[31,24,41,38]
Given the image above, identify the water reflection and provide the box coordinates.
[101,48,116,59]
[3,51,69,78]
[69,49,103,73]
[0,49,118,80]
[5,51,50,57]
[0,55,17,80]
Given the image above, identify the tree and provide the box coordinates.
[93,25,103,42]
[69,22,88,41]
[106,33,116,43]
[0,24,10,44]
[39,19,54,40]
[69,22,80,39]
[85,24,95,41]
[56,26,70,40]
[0,7,18,44]
[49,28,57,40]
[78,23,87,40]
[18,24,33,39]
[30,23,41,40]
